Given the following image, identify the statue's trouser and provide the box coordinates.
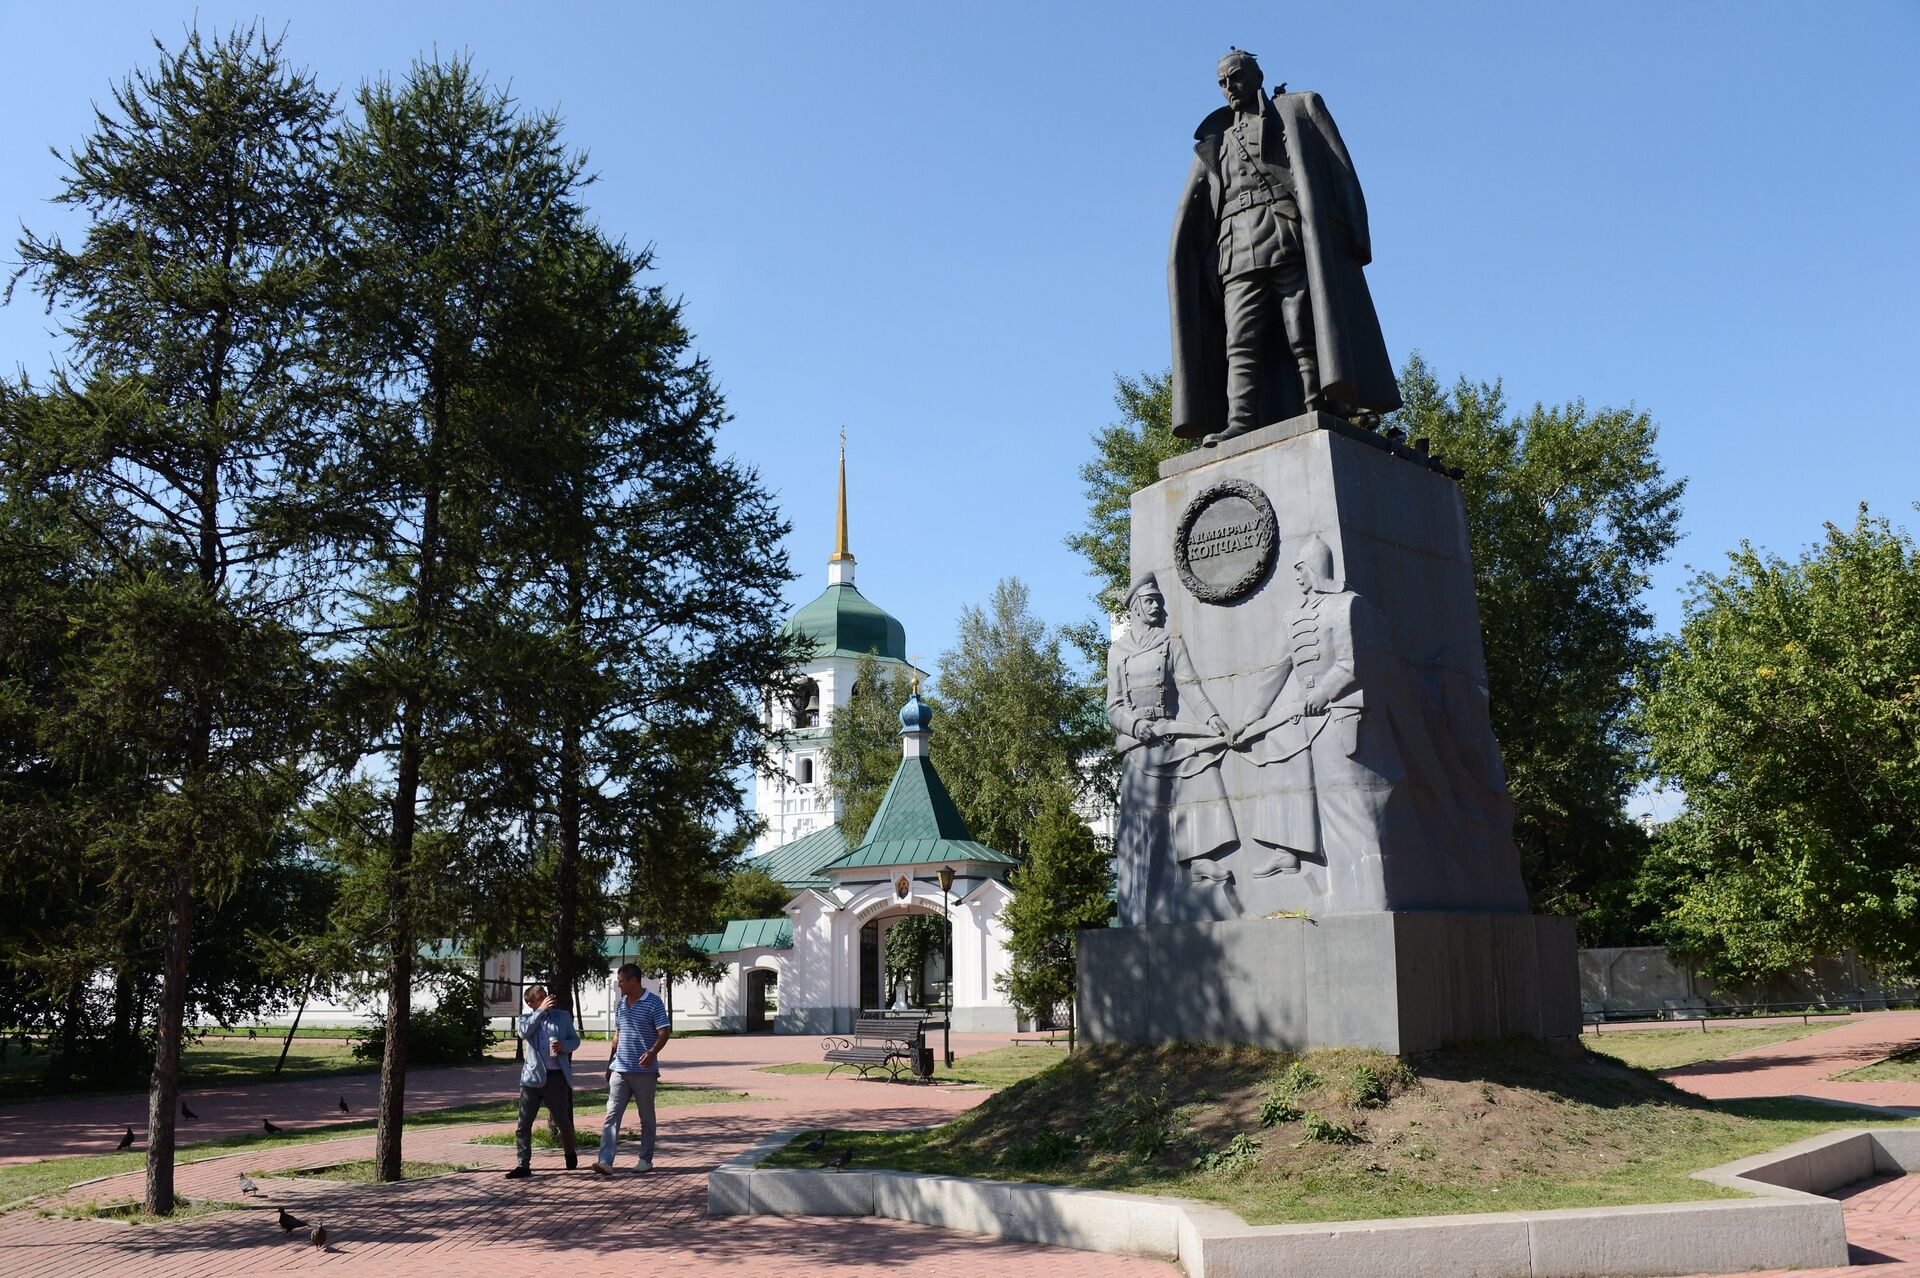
[1223,261,1317,435]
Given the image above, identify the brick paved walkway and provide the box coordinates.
[0,1032,1172,1276]
[6,1015,1920,1276]
[1662,1009,1920,1112]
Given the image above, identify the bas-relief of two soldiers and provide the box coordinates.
[1107,536,1402,920]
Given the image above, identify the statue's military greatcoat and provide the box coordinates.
[1169,91,1401,439]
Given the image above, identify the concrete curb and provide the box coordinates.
[709,1124,1919,1276]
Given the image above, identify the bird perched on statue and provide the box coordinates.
[263,1119,282,1134]
[337,1097,349,1114]
[310,1225,328,1249]
[802,1134,825,1154]
[238,1174,260,1196]
[116,1127,134,1150]
[278,1207,307,1233]
[826,1149,851,1170]
[181,1101,198,1120]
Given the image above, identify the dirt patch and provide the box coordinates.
[767,1038,1900,1222]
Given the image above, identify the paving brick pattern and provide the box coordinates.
[0,1032,1172,1276]
[1661,1010,1920,1112]
[5,1014,1920,1276]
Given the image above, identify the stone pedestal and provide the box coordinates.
[1077,912,1578,1054]
[1115,412,1529,925]
[1089,412,1577,1052]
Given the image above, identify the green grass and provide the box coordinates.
[759,1044,1065,1089]
[761,1040,1917,1226]
[0,1036,374,1103]
[45,1195,239,1225]
[259,1158,463,1183]
[465,1085,766,1146]
[193,1026,360,1040]
[1836,1045,1920,1082]
[1581,1024,1835,1071]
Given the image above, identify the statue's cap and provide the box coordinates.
[1126,571,1163,604]
[1217,47,1261,75]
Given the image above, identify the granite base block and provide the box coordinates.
[1077,911,1577,1054]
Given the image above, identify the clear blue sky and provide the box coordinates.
[4,3,1916,745]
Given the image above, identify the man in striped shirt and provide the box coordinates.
[594,962,671,1174]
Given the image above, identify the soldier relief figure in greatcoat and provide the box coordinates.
[1106,573,1238,910]
[1233,535,1404,909]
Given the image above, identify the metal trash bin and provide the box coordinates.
[913,1045,933,1079]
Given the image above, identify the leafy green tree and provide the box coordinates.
[997,796,1113,1045]
[1389,356,1683,936]
[934,578,1105,859]
[1637,508,1920,983]
[1068,358,1686,939]
[1067,372,1187,615]
[825,652,920,844]
[714,867,792,923]
[6,27,335,1212]
[883,914,947,1002]
[312,54,588,1182]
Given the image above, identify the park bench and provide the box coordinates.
[821,1017,923,1081]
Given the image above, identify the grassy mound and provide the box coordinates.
[767,1038,1909,1224]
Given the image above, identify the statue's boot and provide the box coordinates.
[1188,859,1233,886]
[1251,848,1301,878]
[1201,421,1262,449]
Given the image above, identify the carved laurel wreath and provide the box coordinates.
[1174,478,1279,604]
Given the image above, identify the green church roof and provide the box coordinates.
[690,917,793,952]
[820,754,1018,872]
[781,582,907,661]
[752,823,850,890]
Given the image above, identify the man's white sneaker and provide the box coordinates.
[591,1161,612,1176]
[633,1159,653,1172]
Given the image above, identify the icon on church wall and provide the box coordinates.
[895,875,910,900]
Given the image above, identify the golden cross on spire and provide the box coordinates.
[829,427,854,564]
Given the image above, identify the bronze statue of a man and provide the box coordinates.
[1169,49,1401,445]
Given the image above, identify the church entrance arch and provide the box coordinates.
[744,968,777,1031]
[857,908,951,1014]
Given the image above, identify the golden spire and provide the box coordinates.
[829,427,854,564]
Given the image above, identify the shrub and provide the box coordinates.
[1259,1092,1302,1126]
[1008,1129,1078,1169]
[1297,1112,1361,1145]
[1191,1132,1261,1173]
[351,983,496,1066]
[1348,1062,1387,1109]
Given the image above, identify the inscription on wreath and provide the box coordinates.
[1174,479,1278,604]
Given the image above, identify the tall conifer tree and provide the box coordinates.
[8,27,336,1212]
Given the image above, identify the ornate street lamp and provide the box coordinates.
[937,865,955,1067]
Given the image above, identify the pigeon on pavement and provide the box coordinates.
[263,1119,283,1134]
[337,1097,349,1114]
[826,1149,851,1170]
[116,1128,134,1150]
[310,1225,328,1249]
[181,1102,198,1120]
[239,1174,260,1196]
[277,1207,307,1233]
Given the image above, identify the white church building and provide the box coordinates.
[667,448,1024,1034]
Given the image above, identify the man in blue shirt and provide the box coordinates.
[594,962,670,1174]
[506,984,580,1178]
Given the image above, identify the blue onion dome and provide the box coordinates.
[899,691,933,733]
